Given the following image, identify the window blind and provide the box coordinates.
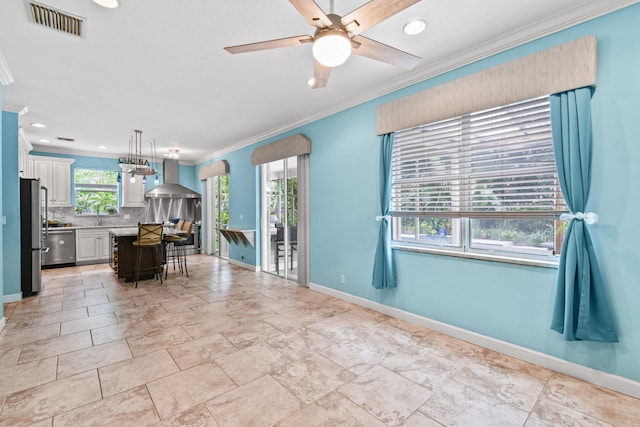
[391,96,565,218]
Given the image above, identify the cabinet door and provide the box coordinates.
[34,160,53,201]
[76,233,99,262]
[121,176,145,207]
[52,161,72,206]
[98,232,111,260]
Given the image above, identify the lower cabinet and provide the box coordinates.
[76,229,111,263]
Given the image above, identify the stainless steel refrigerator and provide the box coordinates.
[20,178,48,297]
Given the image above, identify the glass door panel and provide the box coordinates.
[263,157,297,280]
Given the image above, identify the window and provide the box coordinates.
[391,96,566,260]
[74,169,118,214]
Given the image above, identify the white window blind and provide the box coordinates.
[391,96,565,218]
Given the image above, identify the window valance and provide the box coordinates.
[377,35,597,135]
[250,134,311,166]
[198,160,229,181]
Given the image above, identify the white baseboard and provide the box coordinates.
[309,282,640,399]
[0,317,5,332]
[3,293,22,303]
[227,258,260,272]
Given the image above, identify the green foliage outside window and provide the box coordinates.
[75,169,118,214]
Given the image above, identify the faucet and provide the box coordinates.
[96,205,101,226]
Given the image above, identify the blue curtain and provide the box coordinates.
[372,133,397,289]
[550,88,618,342]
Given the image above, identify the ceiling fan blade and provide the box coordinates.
[289,0,333,28]
[351,35,421,69]
[224,35,313,54]
[312,62,331,89]
[342,0,421,36]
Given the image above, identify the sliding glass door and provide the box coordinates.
[204,175,229,258]
[261,156,298,281]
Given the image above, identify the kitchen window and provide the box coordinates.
[391,96,566,262]
[74,169,118,214]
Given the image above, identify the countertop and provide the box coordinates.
[108,227,139,237]
[45,225,138,231]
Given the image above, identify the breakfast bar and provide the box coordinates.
[109,227,158,282]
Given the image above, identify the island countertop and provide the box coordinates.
[108,227,139,237]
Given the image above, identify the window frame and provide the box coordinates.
[390,96,565,266]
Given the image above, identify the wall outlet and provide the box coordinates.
[239,213,244,220]
[124,214,131,220]
[339,274,345,284]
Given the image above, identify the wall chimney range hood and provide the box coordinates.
[145,159,201,199]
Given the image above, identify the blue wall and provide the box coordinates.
[197,4,640,382]
[2,112,20,297]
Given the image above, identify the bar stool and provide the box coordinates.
[163,220,189,278]
[132,223,164,288]
[172,220,192,278]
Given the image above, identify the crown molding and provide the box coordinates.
[0,49,15,86]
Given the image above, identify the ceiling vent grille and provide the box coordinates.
[25,1,86,38]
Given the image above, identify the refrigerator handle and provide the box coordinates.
[41,185,49,237]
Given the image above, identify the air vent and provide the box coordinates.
[56,136,75,142]
[25,1,86,38]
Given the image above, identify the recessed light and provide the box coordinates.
[307,78,315,87]
[92,0,119,8]
[31,122,46,128]
[403,19,427,35]
[39,139,50,143]
[98,145,108,150]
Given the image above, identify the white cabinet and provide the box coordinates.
[76,228,111,263]
[31,156,74,206]
[18,132,33,178]
[119,164,146,207]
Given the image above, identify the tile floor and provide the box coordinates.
[1,255,639,426]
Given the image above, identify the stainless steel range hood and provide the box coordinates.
[145,159,201,199]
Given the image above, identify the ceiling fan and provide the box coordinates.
[224,0,422,89]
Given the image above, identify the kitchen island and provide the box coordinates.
[109,227,162,282]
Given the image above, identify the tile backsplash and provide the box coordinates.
[48,206,146,227]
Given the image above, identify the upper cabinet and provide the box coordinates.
[31,156,75,207]
[119,164,146,207]
[18,131,33,178]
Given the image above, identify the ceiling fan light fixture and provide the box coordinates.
[92,0,119,9]
[312,29,352,67]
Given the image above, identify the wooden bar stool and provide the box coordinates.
[132,223,164,287]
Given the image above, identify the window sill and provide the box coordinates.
[391,243,559,269]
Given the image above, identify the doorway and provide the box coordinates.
[203,174,229,258]
[261,156,298,280]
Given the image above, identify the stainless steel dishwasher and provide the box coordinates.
[42,229,76,267]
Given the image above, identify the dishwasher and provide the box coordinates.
[42,229,76,267]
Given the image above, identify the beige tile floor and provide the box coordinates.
[1,255,639,426]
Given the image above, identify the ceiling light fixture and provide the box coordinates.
[39,139,50,143]
[98,145,108,150]
[306,77,315,87]
[92,0,119,8]
[31,122,46,128]
[164,148,180,159]
[312,28,352,67]
[403,19,427,35]
[125,129,157,184]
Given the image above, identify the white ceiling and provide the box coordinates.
[0,0,636,163]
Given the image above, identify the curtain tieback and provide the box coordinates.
[560,211,598,224]
[376,215,391,222]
